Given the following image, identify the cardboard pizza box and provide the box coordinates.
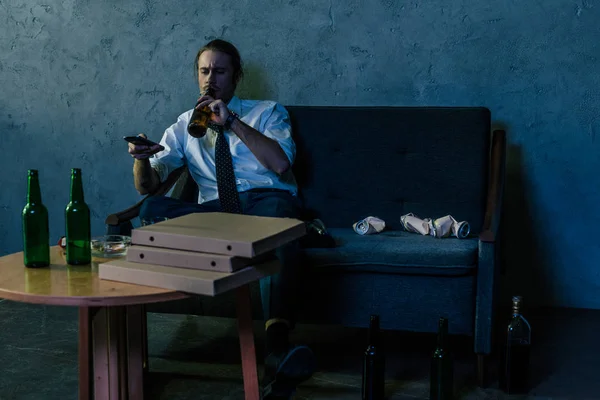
[98,258,280,297]
[126,245,274,273]
[131,212,306,258]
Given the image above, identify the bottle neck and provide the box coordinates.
[70,169,85,202]
[437,318,448,348]
[368,315,380,346]
[511,296,523,317]
[27,170,42,204]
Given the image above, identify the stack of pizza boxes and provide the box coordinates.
[99,212,306,296]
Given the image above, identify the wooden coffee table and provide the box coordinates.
[0,246,264,400]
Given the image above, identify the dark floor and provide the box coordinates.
[0,300,597,399]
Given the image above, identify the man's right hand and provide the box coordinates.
[128,133,164,160]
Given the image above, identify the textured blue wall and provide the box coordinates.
[1,0,599,308]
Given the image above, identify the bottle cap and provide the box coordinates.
[512,295,523,313]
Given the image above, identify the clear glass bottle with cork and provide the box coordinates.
[499,295,531,394]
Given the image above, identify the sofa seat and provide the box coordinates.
[303,228,478,276]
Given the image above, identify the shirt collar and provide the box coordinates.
[227,95,242,116]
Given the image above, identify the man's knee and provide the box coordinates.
[268,198,298,218]
[139,195,169,219]
[247,194,300,219]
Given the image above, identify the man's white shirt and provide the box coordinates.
[150,96,298,204]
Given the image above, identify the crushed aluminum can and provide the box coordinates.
[353,216,386,235]
[432,215,471,239]
[454,220,471,239]
[400,213,470,239]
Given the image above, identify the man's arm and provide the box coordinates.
[229,118,290,175]
[195,96,293,175]
[127,133,166,195]
[133,158,161,195]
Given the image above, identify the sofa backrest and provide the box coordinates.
[286,106,491,233]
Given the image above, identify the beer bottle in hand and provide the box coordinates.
[65,168,91,265]
[430,317,453,400]
[499,296,531,394]
[187,87,215,138]
[22,169,50,268]
[362,314,385,400]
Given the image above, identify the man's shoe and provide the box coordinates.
[263,345,316,399]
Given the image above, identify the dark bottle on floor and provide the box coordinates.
[22,169,50,268]
[65,168,91,265]
[362,314,385,400]
[187,87,215,138]
[430,317,453,400]
[499,295,531,394]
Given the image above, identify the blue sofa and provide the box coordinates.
[106,106,506,383]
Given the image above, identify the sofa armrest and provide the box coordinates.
[475,130,506,355]
[105,166,187,226]
[479,130,506,243]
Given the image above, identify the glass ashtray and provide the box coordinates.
[91,235,132,257]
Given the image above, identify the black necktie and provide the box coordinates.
[214,126,242,214]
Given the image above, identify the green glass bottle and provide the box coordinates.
[22,169,50,268]
[362,314,385,400]
[65,168,91,265]
[430,317,453,400]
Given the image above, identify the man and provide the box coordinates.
[128,39,315,398]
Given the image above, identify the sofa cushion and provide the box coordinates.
[303,228,478,276]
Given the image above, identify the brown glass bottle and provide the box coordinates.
[187,88,215,138]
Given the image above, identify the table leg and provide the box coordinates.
[93,307,112,399]
[126,305,145,400]
[141,305,149,373]
[107,308,123,399]
[93,307,130,399]
[116,308,128,399]
[236,284,260,400]
[85,305,147,400]
[78,307,94,400]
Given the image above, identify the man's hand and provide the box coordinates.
[195,94,230,126]
[128,133,164,160]
[196,93,290,175]
[130,132,162,194]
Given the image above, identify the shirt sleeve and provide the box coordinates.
[259,102,296,165]
[149,112,189,182]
